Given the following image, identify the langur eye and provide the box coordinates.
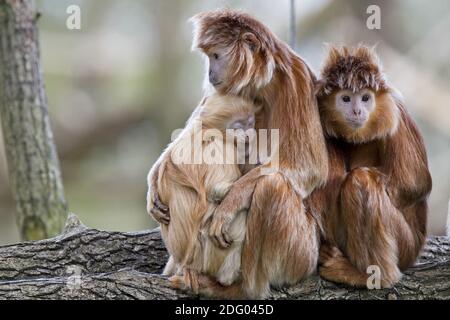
[213,53,219,60]
[362,94,370,102]
[342,95,351,103]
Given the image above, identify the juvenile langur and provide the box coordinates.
[149,9,328,299]
[312,45,432,288]
[147,93,258,292]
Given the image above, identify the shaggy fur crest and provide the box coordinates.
[317,45,389,97]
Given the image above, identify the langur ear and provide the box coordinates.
[242,32,260,52]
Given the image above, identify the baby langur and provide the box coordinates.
[147,94,258,292]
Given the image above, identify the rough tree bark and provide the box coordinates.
[0,0,67,240]
[0,214,448,300]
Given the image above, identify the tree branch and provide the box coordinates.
[0,214,448,299]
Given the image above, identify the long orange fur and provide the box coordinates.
[147,93,257,292]
[311,45,432,288]
[188,9,328,299]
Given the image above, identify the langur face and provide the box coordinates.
[227,111,256,152]
[334,89,376,128]
[207,49,230,89]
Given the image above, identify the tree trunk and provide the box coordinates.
[0,0,67,240]
[0,214,448,300]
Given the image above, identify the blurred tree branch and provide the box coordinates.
[54,109,148,162]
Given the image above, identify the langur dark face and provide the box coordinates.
[334,89,376,128]
[227,111,256,153]
[207,48,230,88]
[199,31,271,95]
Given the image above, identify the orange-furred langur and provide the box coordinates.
[147,93,258,292]
[147,9,328,299]
[311,45,432,288]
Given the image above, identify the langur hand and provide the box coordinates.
[209,169,259,248]
[209,183,253,248]
[209,211,233,249]
[147,191,170,225]
[209,194,237,248]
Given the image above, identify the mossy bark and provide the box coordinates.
[0,0,67,240]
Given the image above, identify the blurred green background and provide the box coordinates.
[0,0,449,244]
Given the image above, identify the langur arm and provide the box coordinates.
[147,156,170,224]
[384,105,432,209]
[147,104,205,225]
[209,166,262,248]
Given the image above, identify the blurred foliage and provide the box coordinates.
[0,0,449,244]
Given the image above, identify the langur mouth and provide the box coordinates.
[211,81,222,87]
[347,119,366,128]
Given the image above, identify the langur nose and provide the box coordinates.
[209,72,216,84]
[208,70,213,81]
[353,109,362,116]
